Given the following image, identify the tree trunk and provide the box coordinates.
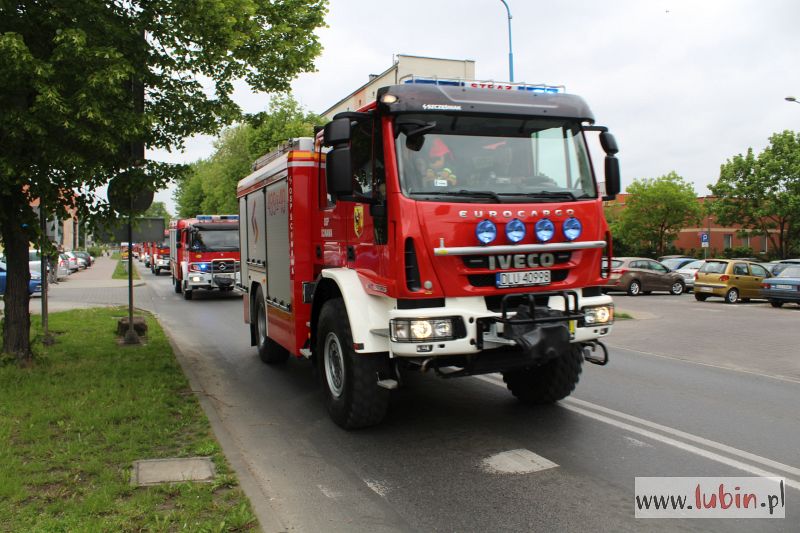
[1,211,33,366]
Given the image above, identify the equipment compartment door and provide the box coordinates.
[266,177,291,308]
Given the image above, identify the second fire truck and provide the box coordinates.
[237,78,621,428]
[169,215,240,300]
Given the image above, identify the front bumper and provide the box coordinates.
[155,259,169,269]
[186,271,236,290]
[387,290,613,359]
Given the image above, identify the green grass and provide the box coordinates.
[112,260,140,280]
[615,311,633,320]
[0,308,257,532]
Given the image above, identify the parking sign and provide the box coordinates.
[700,232,709,248]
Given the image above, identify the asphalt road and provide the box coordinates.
[101,264,800,531]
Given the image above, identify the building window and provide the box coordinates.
[742,234,750,248]
[723,234,733,249]
[762,235,768,253]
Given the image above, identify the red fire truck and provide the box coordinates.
[151,230,171,275]
[236,78,621,428]
[169,215,240,300]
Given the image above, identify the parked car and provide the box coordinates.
[0,261,42,296]
[73,251,93,267]
[694,259,772,303]
[604,257,686,296]
[675,259,705,292]
[64,251,86,270]
[660,257,698,271]
[771,259,800,276]
[657,254,694,263]
[761,266,800,308]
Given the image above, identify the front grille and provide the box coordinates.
[211,260,239,274]
[461,251,572,269]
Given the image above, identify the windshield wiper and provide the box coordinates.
[409,190,502,203]
[505,191,580,201]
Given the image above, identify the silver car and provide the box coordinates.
[675,259,705,292]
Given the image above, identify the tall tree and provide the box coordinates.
[612,172,702,257]
[142,200,171,226]
[174,94,322,216]
[0,0,327,364]
[710,130,800,259]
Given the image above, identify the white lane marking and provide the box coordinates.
[474,375,800,489]
[364,479,390,497]
[624,436,654,448]
[481,449,558,474]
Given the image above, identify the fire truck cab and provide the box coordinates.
[169,215,240,300]
[151,230,170,275]
[237,78,621,429]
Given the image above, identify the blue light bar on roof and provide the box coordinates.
[196,215,239,221]
[402,76,565,93]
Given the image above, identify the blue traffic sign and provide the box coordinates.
[700,232,709,243]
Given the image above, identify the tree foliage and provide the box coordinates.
[610,172,702,257]
[142,200,171,227]
[709,130,800,259]
[0,0,327,363]
[174,94,323,217]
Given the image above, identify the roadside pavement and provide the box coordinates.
[1,256,149,315]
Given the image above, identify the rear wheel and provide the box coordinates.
[770,300,784,308]
[725,288,739,304]
[627,280,641,296]
[255,288,289,364]
[318,298,389,429]
[670,281,685,295]
[694,293,708,301]
[502,345,584,404]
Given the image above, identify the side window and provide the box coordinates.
[750,264,768,277]
[351,121,372,196]
[733,263,748,276]
[630,260,644,269]
[650,262,668,273]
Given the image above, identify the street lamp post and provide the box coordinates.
[499,0,514,82]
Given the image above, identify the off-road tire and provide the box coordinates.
[670,281,685,295]
[318,298,389,429]
[183,282,193,300]
[255,287,290,364]
[725,288,739,304]
[770,300,784,308]
[173,276,181,293]
[694,293,708,301]
[627,280,642,296]
[502,344,584,404]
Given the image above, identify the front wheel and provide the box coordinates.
[255,288,289,364]
[182,282,193,300]
[318,298,389,429]
[770,300,784,308]
[173,276,181,293]
[627,280,642,296]
[725,288,739,304]
[670,281,685,295]
[502,345,584,404]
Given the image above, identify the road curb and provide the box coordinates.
[157,316,286,533]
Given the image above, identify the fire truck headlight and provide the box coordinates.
[390,318,461,342]
[583,305,614,325]
[476,219,497,244]
[535,219,555,242]
[505,218,526,243]
[563,217,582,241]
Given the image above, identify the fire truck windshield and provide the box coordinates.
[189,227,238,252]
[395,114,596,202]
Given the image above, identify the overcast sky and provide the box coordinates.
[151,0,800,214]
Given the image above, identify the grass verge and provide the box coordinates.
[112,260,140,280]
[0,307,257,531]
[615,311,633,320]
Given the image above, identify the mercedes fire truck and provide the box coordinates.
[169,215,240,300]
[236,78,621,428]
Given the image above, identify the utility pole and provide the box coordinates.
[500,0,514,82]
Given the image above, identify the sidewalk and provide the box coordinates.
[1,256,148,315]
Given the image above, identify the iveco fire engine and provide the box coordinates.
[236,78,620,428]
[169,215,240,300]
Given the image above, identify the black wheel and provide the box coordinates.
[770,300,784,308]
[173,275,181,293]
[694,293,708,301]
[670,281,685,295]
[725,288,739,304]
[627,280,642,296]
[502,344,584,404]
[183,282,193,300]
[255,288,290,364]
[318,298,389,429]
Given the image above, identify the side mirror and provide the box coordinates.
[326,146,354,196]
[603,156,621,200]
[323,118,352,147]
[599,131,618,155]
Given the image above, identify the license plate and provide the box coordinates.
[775,284,793,290]
[699,286,713,292]
[496,270,551,288]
